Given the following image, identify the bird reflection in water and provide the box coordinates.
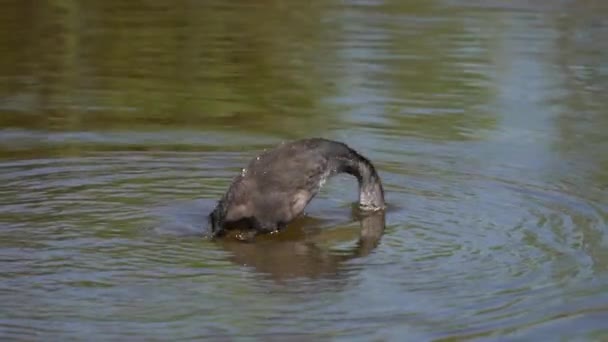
[218,208,385,280]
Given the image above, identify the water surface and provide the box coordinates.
[1,0,608,340]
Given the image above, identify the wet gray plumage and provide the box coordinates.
[209,138,385,238]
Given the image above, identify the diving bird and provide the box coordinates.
[209,138,385,238]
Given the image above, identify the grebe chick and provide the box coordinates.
[209,138,385,238]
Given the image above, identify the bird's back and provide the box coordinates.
[244,138,338,194]
[231,139,350,227]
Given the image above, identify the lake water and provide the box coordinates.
[1,1,607,340]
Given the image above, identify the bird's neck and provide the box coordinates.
[355,161,385,210]
[339,152,385,211]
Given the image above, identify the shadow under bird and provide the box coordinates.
[209,138,386,239]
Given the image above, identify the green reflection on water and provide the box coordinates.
[0,0,503,145]
[0,0,341,137]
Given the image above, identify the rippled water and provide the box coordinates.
[1,1,608,340]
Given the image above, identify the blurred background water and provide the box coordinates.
[1,0,607,340]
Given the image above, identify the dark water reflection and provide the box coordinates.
[1,0,608,340]
[219,210,385,281]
